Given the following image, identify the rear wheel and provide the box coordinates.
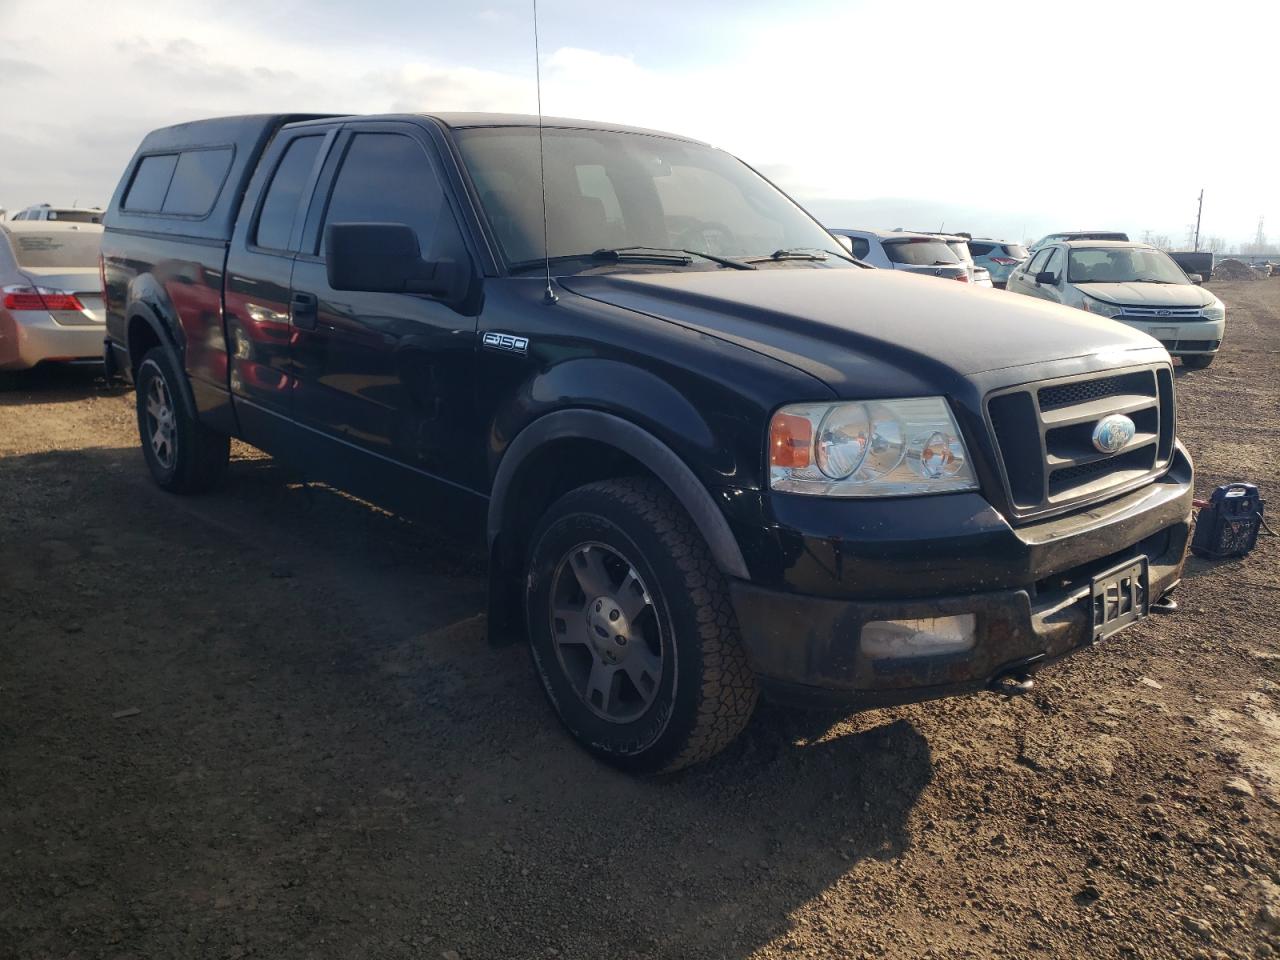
[135,347,229,492]
[1181,354,1215,369]
[525,477,759,774]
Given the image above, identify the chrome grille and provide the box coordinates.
[1116,305,1204,319]
[986,364,1175,522]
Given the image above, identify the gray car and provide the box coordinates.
[0,221,105,373]
[1006,240,1225,368]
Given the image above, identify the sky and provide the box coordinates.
[1,0,1275,249]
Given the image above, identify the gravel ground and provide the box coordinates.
[1,281,1277,960]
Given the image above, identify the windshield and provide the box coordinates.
[4,228,102,268]
[883,238,960,266]
[1067,247,1190,285]
[454,127,849,270]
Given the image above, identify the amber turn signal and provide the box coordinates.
[769,412,812,469]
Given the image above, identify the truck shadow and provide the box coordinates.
[0,363,123,406]
[1,445,931,960]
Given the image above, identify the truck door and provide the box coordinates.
[224,130,332,437]
[288,123,480,495]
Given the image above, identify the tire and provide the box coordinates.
[135,347,229,493]
[1181,354,1215,369]
[525,477,759,775]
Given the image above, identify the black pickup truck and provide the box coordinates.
[101,113,1193,773]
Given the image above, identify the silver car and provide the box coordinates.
[1006,240,1226,368]
[5,204,104,224]
[0,221,106,373]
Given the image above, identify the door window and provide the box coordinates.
[318,133,459,259]
[1024,247,1053,276]
[255,136,324,251]
[1042,247,1064,281]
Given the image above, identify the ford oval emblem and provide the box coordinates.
[1092,414,1136,454]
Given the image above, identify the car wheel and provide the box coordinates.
[135,347,229,492]
[525,477,759,774]
[1181,354,1215,369]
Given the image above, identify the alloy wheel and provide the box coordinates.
[548,541,665,723]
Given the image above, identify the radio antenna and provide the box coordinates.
[533,0,557,304]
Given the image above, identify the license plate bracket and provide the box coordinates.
[1090,556,1149,642]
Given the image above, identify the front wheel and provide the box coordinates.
[135,347,229,492]
[525,477,759,774]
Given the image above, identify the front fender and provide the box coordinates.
[488,408,750,581]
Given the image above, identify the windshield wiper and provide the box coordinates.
[743,248,831,264]
[597,246,756,270]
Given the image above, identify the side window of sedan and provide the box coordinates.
[1024,248,1052,276]
[1042,247,1064,282]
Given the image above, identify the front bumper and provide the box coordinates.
[1118,317,1225,355]
[728,445,1193,707]
[0,310,106,371]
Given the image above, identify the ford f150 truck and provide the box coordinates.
[101,113,1193,774]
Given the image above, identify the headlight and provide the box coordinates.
[1082,297,1123,318]
[1203,299,1225,321]
[768,397,978,496]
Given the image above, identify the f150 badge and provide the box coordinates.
[1092,414,1136,454]
[482,331,529,355]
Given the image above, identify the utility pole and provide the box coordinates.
[1193,189,1203,251]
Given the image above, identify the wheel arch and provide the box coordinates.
[488,408,749,580]
[484,409,751,646]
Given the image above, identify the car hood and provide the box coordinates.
[561,268,1159,396]
[1076,282,1214,307]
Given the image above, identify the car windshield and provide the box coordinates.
[4,227,102,268]
[1067,247,1190,285]
[454,126,851,271]
[883,238,960,266]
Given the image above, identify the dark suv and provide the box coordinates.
[101,114,1193,773]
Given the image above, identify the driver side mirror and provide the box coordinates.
[326,222,467,303]
[1188,273,1204,285]
[1035,270,1058,286]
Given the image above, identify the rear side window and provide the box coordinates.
[123,154,179,211]
[319,133,455,258]
[848,236,870,259]
[884,238,959,266]
[162,148,233,216]
[255,136,324,251]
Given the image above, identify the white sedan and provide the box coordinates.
[1006,240,1225,369]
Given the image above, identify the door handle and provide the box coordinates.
[290,291,318,330]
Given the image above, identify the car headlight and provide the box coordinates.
[769,397,978,496]
[1081,297,1123,318]
[1203,299,1225,321]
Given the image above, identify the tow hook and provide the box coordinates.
[989,654,1045,696]
[990,672,1035,696]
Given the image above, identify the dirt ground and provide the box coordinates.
[1,281,1277,960]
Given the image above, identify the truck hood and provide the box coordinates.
[1076,282,1214,308]
[560,268,1159,395]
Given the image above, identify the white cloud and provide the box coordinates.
[0,0,1275,247]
